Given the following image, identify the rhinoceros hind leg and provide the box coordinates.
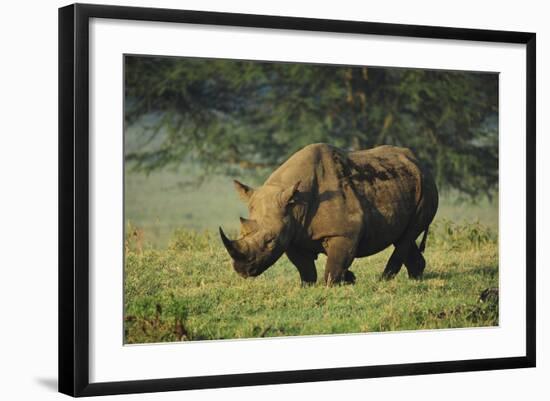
[404,244,425,279]
[383,224,428,280]
[286,247,318,286]
[343,270,356,284]
[381,246,405,280]
[323,237,357,286]
[382,233,422,280]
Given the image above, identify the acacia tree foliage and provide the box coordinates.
[125,56,498,197]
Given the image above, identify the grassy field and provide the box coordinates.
[124,169,499,344]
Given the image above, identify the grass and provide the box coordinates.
[124,168,498,343]
[124,167,247,247]
[124,219,498,344]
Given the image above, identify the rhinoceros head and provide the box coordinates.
[219,179,300,278]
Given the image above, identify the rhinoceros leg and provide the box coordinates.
[404,244,425,279]
[382,230,425,280]
[381,246,406,280]
[382,233,420,280]
[323,237,357,286]
[286,247,317,285]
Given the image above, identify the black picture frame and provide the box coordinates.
[58,3,536,397]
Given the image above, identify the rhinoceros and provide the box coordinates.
[219,143,438,285]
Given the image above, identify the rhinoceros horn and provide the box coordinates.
[219,227,248,261]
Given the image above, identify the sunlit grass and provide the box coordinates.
[124,220,498,344]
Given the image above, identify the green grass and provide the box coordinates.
[124,169,498,344]
[125,168,247,247]
[124,220,498,344]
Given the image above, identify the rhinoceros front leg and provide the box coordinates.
[323,237,357,286]
[286,246,317,285]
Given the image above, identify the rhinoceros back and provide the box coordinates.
[345,145,436,254]
[265,143,437,256]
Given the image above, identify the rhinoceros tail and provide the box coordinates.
[418,228,429,253]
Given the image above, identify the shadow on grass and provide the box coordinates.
[422,265,498,281]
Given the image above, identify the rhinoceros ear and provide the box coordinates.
[233,180,254,203]
[280,181,301,207]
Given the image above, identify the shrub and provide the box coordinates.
[125,221,145,254]
[430,219,496,249]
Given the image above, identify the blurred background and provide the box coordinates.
[124,55,499,247]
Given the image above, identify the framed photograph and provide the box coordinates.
[58,3,536,397]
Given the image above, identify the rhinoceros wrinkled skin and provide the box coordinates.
[219,143,438,285]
